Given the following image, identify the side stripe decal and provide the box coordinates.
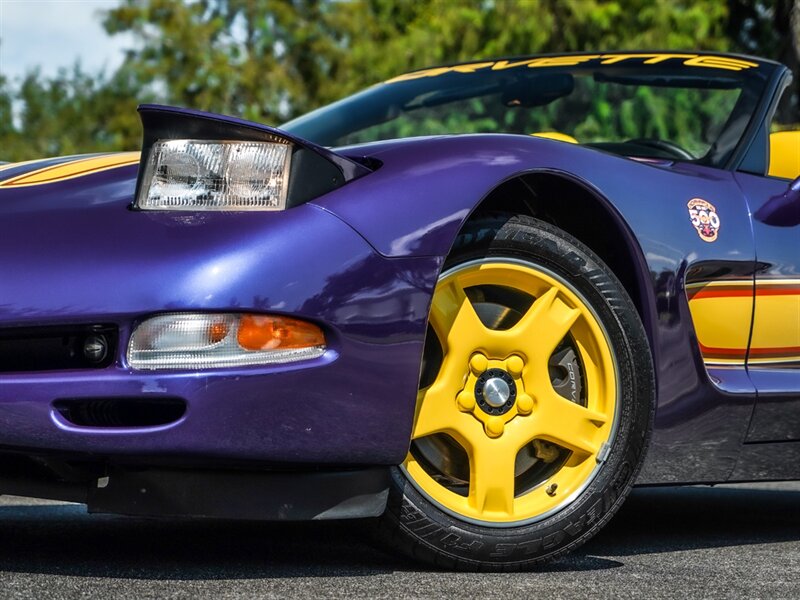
[687,279,800,368]
[0,153,140,188]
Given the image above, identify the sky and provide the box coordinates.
[0,0,132,82]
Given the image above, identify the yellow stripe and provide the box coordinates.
[704,358,747,366]
[0,152,140,188]
[530,132,579,144]
[688,295,752,351]
[751,294,800,351]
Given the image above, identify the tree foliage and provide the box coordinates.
[1,0,797,162]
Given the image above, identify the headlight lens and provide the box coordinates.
[136,139,292,211]
[128,313,325,370]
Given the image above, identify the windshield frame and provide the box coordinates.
[282,51,785,171]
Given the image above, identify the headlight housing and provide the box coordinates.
[133,105,374,212]
[136,140,292,211]
[128,313,326,370]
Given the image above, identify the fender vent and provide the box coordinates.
[54,398,186,428]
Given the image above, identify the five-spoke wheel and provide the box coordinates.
[405,259,617,524]
[379,215,654,570]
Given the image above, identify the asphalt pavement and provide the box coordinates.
[0,482,798,599]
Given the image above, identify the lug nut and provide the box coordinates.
[456,391,475,412]
[485,417,504,437]
[506,355,524,377]
[517,394,535,415]
[469,353,488,374]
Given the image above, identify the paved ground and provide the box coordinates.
[0,482,798,599]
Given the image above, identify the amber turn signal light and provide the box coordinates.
[237,315,325,352]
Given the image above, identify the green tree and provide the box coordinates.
[100,0,735,123]
[102,0,353,122]
[0,0,798,161]
[0,75,19,161]
[728,0,799,124]
[1,66,143,160]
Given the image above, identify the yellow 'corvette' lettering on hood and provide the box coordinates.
[386,53,760,84]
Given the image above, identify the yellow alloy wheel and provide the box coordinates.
[403,259,618,525]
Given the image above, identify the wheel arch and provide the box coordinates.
[458,169,659,371]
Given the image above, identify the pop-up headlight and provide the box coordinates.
[133,105,374,212]
[136,139,292,211]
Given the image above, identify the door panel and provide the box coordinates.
[734,171,800,442]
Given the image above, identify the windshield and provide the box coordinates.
[283,53,772,166]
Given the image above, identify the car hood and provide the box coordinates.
[0,151,381,329]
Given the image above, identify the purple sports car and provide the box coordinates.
[1,51,798,570]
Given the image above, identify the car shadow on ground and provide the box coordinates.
[0,484,797,578]
[580,484,800,557]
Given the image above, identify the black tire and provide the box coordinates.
[377,214,655,571]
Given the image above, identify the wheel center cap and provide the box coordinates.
[474,368,517,416]
[483,377,511,407]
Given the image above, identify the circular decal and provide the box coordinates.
[687,198,720,242]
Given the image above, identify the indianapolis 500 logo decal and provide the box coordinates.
[687,198,720,242]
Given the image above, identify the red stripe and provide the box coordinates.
[749,346,800,358]
[686,282,751,300]
[755,287,800,297]
[688,285,800,301]
[698,343,800,361]
[690,289,752,300]
[698,343,746,359]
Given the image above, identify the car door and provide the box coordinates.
[732,84,800,451]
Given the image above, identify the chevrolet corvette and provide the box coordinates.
[0,51,798,570]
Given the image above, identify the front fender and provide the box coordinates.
[317,134,759,484]
[314,135,645,258]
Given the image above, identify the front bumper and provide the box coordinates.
[0,339,417,465]
[0,200,440,467]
